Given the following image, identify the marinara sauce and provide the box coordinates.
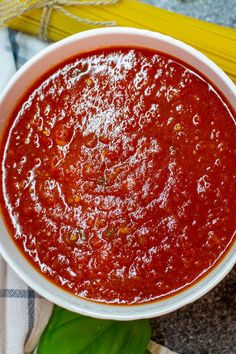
[0,48,235,304]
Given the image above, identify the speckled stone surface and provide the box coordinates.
[143,1,236,353]
[151,267,236,354]
[143,0,236,28]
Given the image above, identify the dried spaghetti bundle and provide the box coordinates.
[0,0,235,83]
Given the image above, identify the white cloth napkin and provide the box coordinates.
[148,341,177,354]
[0,28,177,354]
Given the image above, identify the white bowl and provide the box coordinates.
[0,27,235,320]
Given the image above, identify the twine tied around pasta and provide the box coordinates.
[0,0,119,41]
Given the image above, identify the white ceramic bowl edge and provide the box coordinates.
[0,27,235,320]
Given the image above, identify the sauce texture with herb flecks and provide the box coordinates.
[0,48,235,304]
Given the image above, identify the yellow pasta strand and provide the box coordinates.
[4,0,236,83]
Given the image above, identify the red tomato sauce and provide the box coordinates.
[0,48,235,304]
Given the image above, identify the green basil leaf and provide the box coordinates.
[37,306,151,354]
[82,320,151,354]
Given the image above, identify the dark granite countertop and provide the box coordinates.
[151,267,236,354]
[142,1,236,353]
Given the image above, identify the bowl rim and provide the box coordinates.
[0,27,235,320]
